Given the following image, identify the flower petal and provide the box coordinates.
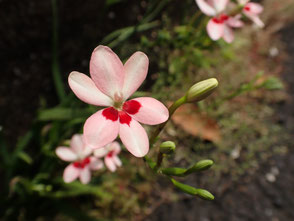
[63,164,80,183]
[79,166,91,184]
[207,19,224,41]
[122,52,149,100]
[223,25,234,43]
[119,119,149,157]
[126,97,169,125]
[84,109,119,149]
[56,147,78,162]
[113,155,122,167]
[195,0,216,16]
[105,157,116,172]
[245,3,263,14]
[227,15,244,28]
[244,13,264,28]
[94,147,109,158]
[90,45,124,99]
[212,0,228,13]
[70,134,84,154]
[89,157,104,170]
[110,141,121,155]
[68,71,113,106]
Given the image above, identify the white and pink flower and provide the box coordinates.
[94,141,122,172]
[195,0,243,43]
[56,134,103,184]
[68,45,169,158]
[238,0,264,28]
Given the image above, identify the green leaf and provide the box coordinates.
[17,151,33,165]
[38,107,93,121]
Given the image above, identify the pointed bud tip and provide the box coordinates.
[186,78,218,103]
[196,189,215,201]
[160,141,176,154]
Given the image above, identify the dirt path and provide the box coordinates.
[145,22,294,221]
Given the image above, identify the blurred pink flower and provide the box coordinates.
[94,141,122,172]
[56,134,103,184]
[195,0,243,43]
[238,0,264,28]
[68,45,169,157]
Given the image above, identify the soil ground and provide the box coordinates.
[145,23,294,221]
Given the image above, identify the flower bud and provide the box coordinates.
[185,159,214,174]
[186,78,218,102]
[160,141,176,154]
[196,189,215,201]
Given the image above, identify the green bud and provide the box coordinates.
[196,189,215,201]
[160,141,176,154]
[171,178,197,195]
[186,78,218,102]
[185,159,214,175]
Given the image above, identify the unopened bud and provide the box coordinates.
[160,141,176,154]
[185,159,214,174]
[186,78,218,102]
[196,189,215,201]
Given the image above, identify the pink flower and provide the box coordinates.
[68,46,169,158]
[56,134,103,184]
[195,0,243,43]
[94,141,122,172]
[238,0,264,28]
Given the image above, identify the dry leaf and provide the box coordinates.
[171,103,221,143]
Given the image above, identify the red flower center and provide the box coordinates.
[102,100,142,126]
[212,14,229,24]
[73,157,91,168]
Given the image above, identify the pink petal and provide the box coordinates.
[94,147,109,158]
[90,45,124,100]
[79,166,91,184]
[245,13,264,28]
[105,157,117,172]
[63,164,80,183]
[223,25,234,43]
[245,3,263,14]
[84,109,119,149]
[110,141,121,155]
[212,0,228,13]
[89,157,104,170]
[68,71,112,106]
[113,155,122,167]
[126,97,169,125]
[70,134,84,154]
[227,15,244,28]
[207,18,225,41]
[195,0,216,16]
[122,52,149,100]
[119,119,149,157]
[56,147,78,162]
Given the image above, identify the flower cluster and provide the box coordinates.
[56,46,169,184]
[56,134,123,184]
[195,0,264,43]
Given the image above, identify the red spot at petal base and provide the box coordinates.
[107,150,114,158]
[123,100,141,115]
[73,157,91,168]
[244,6,250,11]
[102,107,119,121]
[212,14,229,24]
[119,111,132,126]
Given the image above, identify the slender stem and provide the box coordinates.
[51,0,65,102]
[149,95,187,147]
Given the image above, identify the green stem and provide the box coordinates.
[149,95,187,148]
[51,0,65,102]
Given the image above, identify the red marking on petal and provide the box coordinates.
[244,6,250,11]
[107,150,114,158]
[119,111,132,126]
[102,107,119,121]
[123,100,141,115]
[73,157,91,168]
[213,14,229,24]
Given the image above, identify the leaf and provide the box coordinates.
[171,103,221,143]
